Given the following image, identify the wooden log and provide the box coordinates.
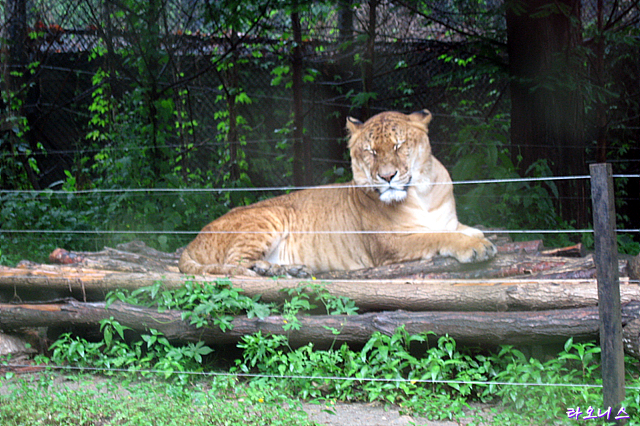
[623,318,640,359]
[45,241,615,281]
[497,240,544,254]
[315,256,474,280]
[315,253,627,281]
[1,300,640,348]
[541,243,586,258]
[629,253,640,281]
[1,265,639,311]
[48,241,181,273]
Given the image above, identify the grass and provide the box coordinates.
[0,372,317,426]
[2,364,640,426]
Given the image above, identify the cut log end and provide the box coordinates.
[623,317,640,359]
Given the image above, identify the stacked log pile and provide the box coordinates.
[1,240,640,356]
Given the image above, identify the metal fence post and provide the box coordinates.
[590,163,625,422]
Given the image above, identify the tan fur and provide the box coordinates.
[179,109,496,277]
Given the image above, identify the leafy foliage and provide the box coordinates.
[0,62,43,191]
[49,324,214,380]
[8,275,640,424]
[233,327,640,423]
[435,106,575,247]
[47,278,271,381]
[106,279,272,332]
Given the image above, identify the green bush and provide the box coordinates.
[25,278,640,424]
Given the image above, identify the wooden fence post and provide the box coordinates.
[590,163,625,421]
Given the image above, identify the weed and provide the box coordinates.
[106,278,272,331]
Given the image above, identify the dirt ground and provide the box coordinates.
[300,400,494,426]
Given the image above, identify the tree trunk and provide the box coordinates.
[1,264,636,312]
[144,0,165,180]
[291,6,308,186]
[506,0,588,227]
[1,300,640,348]
[361,0,378,119]
[338,0,354,45]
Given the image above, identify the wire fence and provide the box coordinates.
[3,363,640,392]
[3,27,639,239]
[2,0,639,403]
[1,173,640,404]
[0,174,638,290]
[1,174,638,233]
[8,28,640,189]
[0,173,638,274]
[0,174,637,193]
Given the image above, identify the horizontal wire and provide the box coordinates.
[3,174,639,197]
[0,229,603,235]
[5,363,638,391]
[0,176,636,236]
[5,138,639,159]
[0,175,599,196]
[4,228,640,235]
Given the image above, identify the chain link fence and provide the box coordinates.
[13,35,506,190]
[0,0,523,190]
[1,0,638,239]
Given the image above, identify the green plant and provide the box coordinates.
[0,246,8,266]
[49,288,262,379]
[106,279,271,332]
[49,332,105,366]
[0,60,43,191]
[301,282,359,316]
[39,272,640,425]
[49,319,214,381]
[486,339,607,422]
[234,327,493,421]
[0,189,101,264]
[618,233,640,256]
[280,293,315,331]
[276,282,359,331]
